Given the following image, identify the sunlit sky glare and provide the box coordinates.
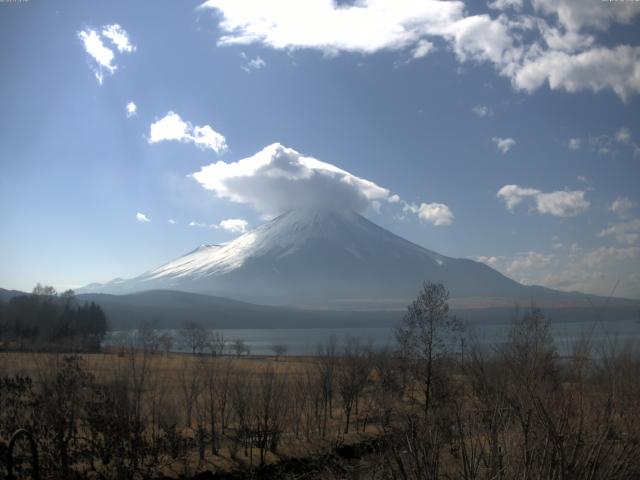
[1,0,639,297]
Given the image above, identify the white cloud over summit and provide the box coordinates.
[191,143,453,226]
[200,0,640,101]
[191,143,392,215]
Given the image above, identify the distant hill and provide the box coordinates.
[3,288,635,331]
[75,290,400,330]
[0,288,26,303]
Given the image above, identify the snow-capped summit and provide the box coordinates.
[81,208,561,308]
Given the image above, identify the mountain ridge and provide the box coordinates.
[78,208,638,309]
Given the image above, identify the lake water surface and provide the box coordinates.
[113,318,640,356]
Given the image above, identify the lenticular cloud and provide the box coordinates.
[191,143,393,215]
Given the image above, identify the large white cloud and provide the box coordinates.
[191,143,391,214]
[191,143,454,225]
[200,0,640,101]
[200,0,465,54]
[497,184,590,217]
[149,112,228,154]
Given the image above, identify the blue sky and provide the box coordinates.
[1,0,639,298]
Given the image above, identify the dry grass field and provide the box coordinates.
[2,303,640,479]
[0,348,387,478]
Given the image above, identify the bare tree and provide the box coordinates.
[336,336,371,433]
[316,336,338,440]
[179,321,209,355]
[196,355,236,456]
[207,331,226,356]
[253,366,289,465]
[231,338,250,357]
[396,281,462,415]
[158,332,173,355]
[177,359,202,429]
[271,343,288,360]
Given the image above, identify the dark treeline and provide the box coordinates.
[1,282,639,479]
[0,284,107,351]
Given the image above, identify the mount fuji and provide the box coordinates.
[81,208,624,309]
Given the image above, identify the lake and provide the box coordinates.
[109,317,640,356]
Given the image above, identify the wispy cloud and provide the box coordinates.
[488,0,523,11]
[78,24,134,84]
[404,202,454,226]
[477,243,640,298]
[472,105,493,117]
[149,112,228,154]
[189,221,210,228]
[188,218,249,233]
[219,218,249,233]
[566,127,640,157]
[599,218,640,245]
[136,212,151,223]
[78,29,115,84]
[497,184,590,217]
[125,101,137,118]
[101,24,135,53]
[568,138,580,150]
[610,197,636,219]
[411,40,435,59]
[240,52,266,72]
[492,136,516,154]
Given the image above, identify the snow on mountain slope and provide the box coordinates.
[80,208,567,308]
[147,209,444,278]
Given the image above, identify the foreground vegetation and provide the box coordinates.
[1,283,640,479]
